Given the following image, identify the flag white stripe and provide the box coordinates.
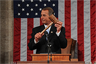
[20,18,27,61]
[84,0,91,62]
[71,0,77,40]
[34,18,40,28]
[58,0,65,27]
[71,0,78,58]
[33,18,40,54]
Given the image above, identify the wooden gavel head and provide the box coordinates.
[49,14,59,24]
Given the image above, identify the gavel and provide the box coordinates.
[41,14,59,34]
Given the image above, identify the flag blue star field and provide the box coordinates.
[14,0,58,18]
[13,0,96,63]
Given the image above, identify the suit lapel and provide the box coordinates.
[39,25,46,40]
[40,25,45,32]
[48,24,56,41]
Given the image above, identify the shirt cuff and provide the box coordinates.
[34,39,39,44]
[56,31,61,36]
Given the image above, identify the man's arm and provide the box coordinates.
[55,21,67,48]
[28,28,44,50]
[28,28,37,50]
[58,27,67,48]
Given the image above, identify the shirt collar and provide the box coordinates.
[44,24,51,31]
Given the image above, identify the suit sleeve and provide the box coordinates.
[58,27,67,48]
[28,28,38,50]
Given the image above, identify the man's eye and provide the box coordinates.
[41,14,46,17]
[43,15,46,16]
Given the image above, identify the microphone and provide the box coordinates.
[45,31,50,63]
[45,31,52,62]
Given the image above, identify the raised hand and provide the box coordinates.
[55,21,63,33]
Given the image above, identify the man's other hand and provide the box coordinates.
[55,21,62,33]
[35,32,44,43]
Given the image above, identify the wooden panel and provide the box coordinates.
[17,61,85,64]
[71,59,78,61]
[32,55,48,61]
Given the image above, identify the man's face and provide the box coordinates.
[41,10,51,25]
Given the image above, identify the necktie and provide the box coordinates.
[46,29,49,40]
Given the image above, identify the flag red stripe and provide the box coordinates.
[65,0,71,38]
[40,18,43,25]
[77,0,84,61]
[27,18,33,61]
[13,18,21,61]
[90,0,96,63]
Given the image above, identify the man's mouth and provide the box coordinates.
[42,19,45,21]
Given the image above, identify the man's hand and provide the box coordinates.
[35,32,44,43]
[55,21,62,33]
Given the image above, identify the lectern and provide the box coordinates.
[30,54,71,61]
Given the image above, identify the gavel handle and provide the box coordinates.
[41,22,53,34]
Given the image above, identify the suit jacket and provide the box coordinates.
[28,24,67,54]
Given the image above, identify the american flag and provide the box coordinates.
[13,0,96,63]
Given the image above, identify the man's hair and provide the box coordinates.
[42,7,54,16]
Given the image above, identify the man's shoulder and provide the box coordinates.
[33,25,44,30]
[62,26,65,29]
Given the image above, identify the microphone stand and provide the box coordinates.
[45,32,52,64]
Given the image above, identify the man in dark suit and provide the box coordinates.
[28,7,67,54]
